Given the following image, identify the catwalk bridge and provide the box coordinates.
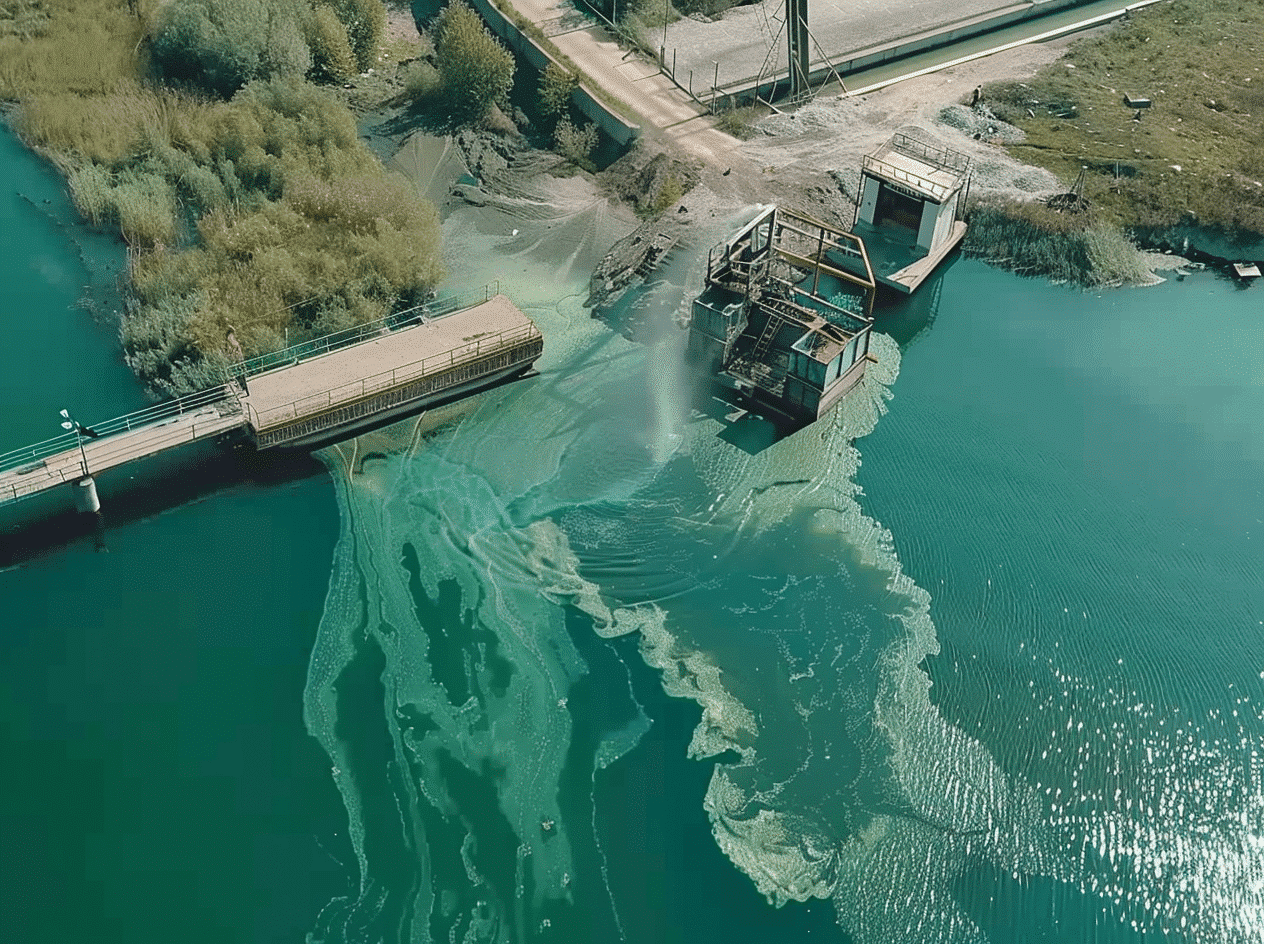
[0,289,542,509]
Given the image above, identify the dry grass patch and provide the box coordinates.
[984,0,1264,240]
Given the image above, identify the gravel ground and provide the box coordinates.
[716,38,1089,224]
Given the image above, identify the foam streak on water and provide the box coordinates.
[301,191,1264,943]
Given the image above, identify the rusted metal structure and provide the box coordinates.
[687,206,876,423]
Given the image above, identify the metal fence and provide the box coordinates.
[230,283,503,381]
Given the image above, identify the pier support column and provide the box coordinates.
[72,476,100,514]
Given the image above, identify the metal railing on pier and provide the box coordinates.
[231,283,502,381]
[0,386,234,480]
[245,320,542,431]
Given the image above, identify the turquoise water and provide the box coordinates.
[0,129,347,944]
[2,121,1262,944]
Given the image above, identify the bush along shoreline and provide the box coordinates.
[963,199,1159,288]
[979,0,1264,276]
[2,0,445,396]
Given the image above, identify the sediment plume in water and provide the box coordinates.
[301,197,1263,943]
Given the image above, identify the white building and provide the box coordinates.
[853,134,971,293]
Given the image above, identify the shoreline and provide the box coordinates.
[4,0,1254,409]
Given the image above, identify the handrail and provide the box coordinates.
[0,385,234,476]
[1,404,245,505]
[248,322,542,430]
[862,154,955,200]
[1,285,529,494]
[889,132,971,175]
[231,282,502,381]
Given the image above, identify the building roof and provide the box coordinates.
[862,134,970,202]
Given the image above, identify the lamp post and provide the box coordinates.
[59,406,92,480]
[60,409,91,478]
[60,409,101,513]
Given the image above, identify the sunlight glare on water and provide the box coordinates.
[299,191,1264,944]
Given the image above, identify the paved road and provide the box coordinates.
[511,0,738,162]
[504,0,1143,164]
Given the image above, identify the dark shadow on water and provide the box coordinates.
[716,407,785,454]
[691,387,797,456]
[0,439,329,567]
[871,258,951,348]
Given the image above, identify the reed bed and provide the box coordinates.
[965,199,1154,287]
[4,0,444,396]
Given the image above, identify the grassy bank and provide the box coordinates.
[983,0,1264,243]
[2,0,443,396]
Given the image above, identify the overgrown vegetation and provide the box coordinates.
[420,0,514,121]
[553,116,598,168]
[537,63,576,126]
[715,104,760,140]
[484,0,640,125]
[3,0,442,396]
[983,0,1264,242]
[147,0,386,95]
[965,199,1155,287]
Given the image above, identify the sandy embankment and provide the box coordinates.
[376,7,1143,293]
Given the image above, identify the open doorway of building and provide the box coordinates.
[874,184,922,233]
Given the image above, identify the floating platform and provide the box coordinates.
[848,218,968,293]
[687,207,877,425]
[848,133,972,294]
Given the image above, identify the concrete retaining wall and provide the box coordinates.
[467,0,641,146]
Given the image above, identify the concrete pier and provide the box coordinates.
[242,295,542,449]
[0,294,542,508]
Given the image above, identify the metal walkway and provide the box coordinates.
[0,388,245,505]
[0,287,541,508]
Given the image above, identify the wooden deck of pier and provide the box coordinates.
[0,393,245,505]
[1,293,543,507]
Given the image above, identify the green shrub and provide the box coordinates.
[307,4,357,82]
[554,117,597,167]
[538,63,576,121]
[328,0,385,72]
[149,0,313,96]
[653,173,682,213]
[715,105,759,140]
[403,59,439,99]
[431,0,513,121]
[120,292,204,392]
[8,0,448,395]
